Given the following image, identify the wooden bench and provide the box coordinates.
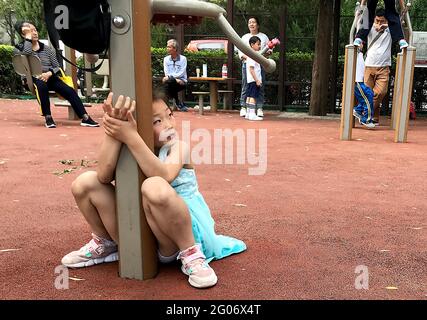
[192,91,210,115]
[50,96,91,120]
[218,90,234,110]
[12,54,90,120]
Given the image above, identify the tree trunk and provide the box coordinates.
[329,0,341,113]
[309,0,334,116]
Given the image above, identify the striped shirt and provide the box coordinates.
[14,40,61,75]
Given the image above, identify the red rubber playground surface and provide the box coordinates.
[1,98,427,300]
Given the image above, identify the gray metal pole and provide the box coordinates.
[391,52,403,130]
[340,45,357,141]
[394,47,416,143]
[109,0,158,280]
[226,0,234,108]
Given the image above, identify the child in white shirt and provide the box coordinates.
[244,36,263,121]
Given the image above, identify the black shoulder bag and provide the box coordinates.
[44,0,111,72]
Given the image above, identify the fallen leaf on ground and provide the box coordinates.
[385,286,398,290]
[410,227,423,230]
[225,179,231,182]
[234,204,247,207]
[0,249,21,253]
[59,159,74,165]
[69,277,85,281]
[246,185,252,188]
[380,249,391,252]
[53,167,78,176]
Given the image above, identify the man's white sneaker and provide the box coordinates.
[239,108,247,117]
[248,114,263,121]
[256,109,264,117]
[361,121,375,129]
[194,105,211,111]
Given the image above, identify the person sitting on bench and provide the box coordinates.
[13,21,99,128]
[162,39,188,112]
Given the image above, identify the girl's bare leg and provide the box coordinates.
[71,171,118,242]
[141,176,195,256]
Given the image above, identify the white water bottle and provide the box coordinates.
[221,64,228,78]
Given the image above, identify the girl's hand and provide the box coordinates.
[103,92,136,121]
[256,80,262,87]
[103,109,138,144]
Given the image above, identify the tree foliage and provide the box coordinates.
[15,0,46,37]
[0,0,18,45]
[0,0,45,45]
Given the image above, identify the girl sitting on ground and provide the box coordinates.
[61,90,246,289]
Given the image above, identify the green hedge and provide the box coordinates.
[1,45,315,105]
[151,48,314,81]
[151,49,314,107]
[0,45,25,96]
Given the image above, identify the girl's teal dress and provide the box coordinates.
[159,144,246,261]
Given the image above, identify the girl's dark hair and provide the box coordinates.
[152,87,174,113]
[248,16,260,26]
[249,36,261,46]
[152,87,167,103]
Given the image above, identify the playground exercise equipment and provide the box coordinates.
[12,53,91,120]
[341,0,416,143]
[151,0,276,73]
[108,0,276,280]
